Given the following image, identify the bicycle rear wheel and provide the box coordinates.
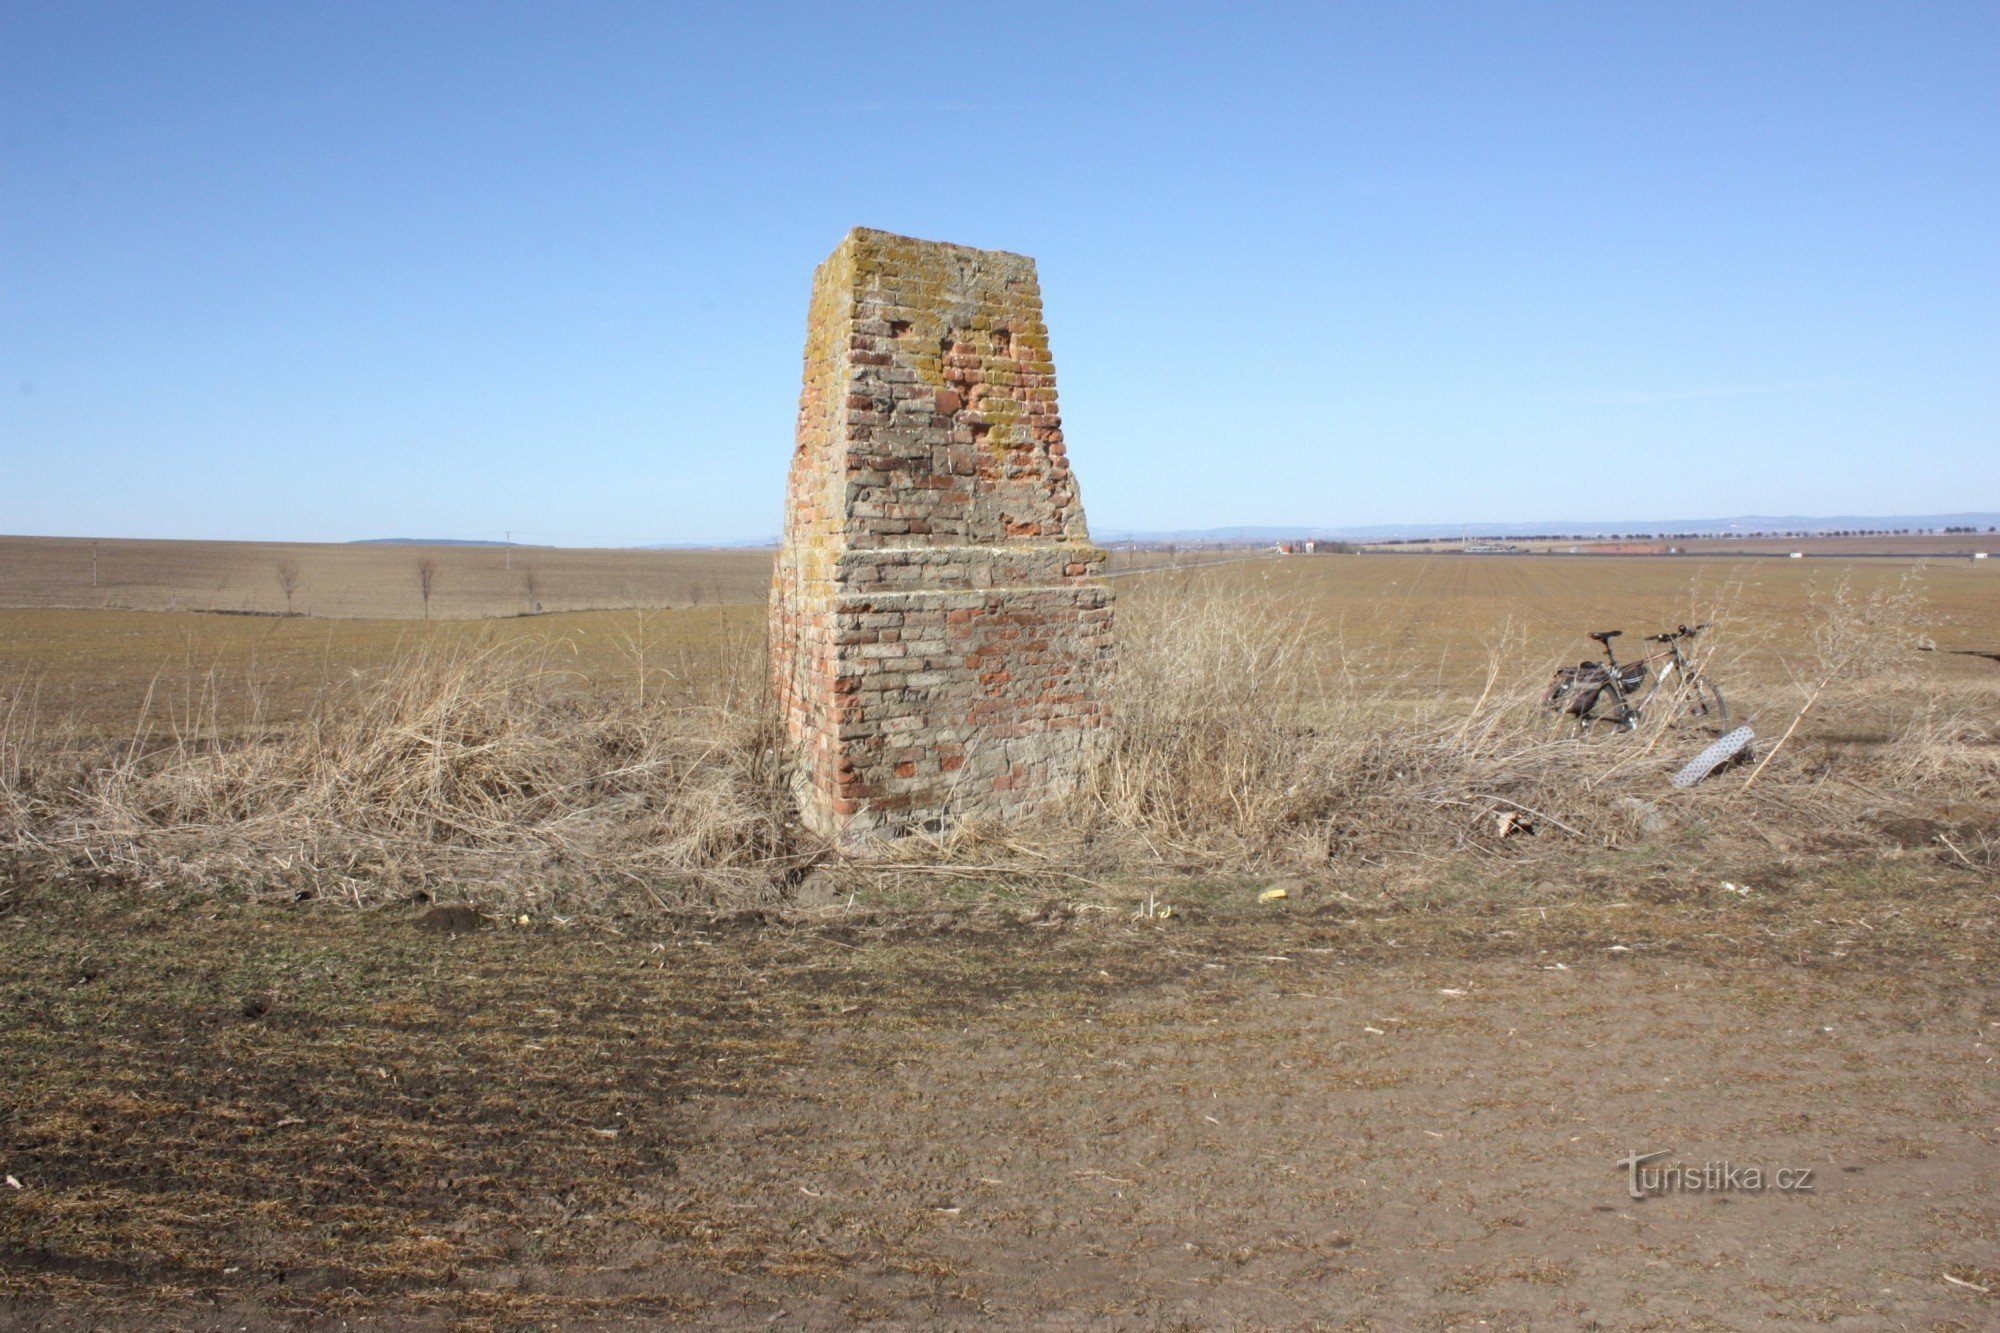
[1573,684,1637,735]
[1544,674,1615,738]
[1542,674,1584,738]
[1543,690,1584,739]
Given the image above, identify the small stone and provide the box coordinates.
[1618,796,1667,834]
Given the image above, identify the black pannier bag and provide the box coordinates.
[1549,661,1647,717]
[1549,663,1604,715]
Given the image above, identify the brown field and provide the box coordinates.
[0,535,1262,623]
[2,542,1995,1327]
[0,604,766,737]
[4,546,1994,735]
[1373,532,1996,557]
[0,535,775,620]
[1154,549,1998,683]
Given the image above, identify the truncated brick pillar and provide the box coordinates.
[771,228,1115,845]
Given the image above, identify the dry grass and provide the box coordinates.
[1068,573,1993,875]
[2,562,1992,914]
[1,636,795,911]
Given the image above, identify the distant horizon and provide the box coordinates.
[5,508,1996,551]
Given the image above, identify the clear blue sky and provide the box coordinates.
[4,1,1994,544]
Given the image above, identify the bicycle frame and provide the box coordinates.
[1627,643,1690,715]
[1546,625,1719,733]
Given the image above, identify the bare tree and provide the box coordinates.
[416,557,438,620]
[275,559,301,615]
[522,564,541,615]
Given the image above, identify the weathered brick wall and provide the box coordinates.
[771,228,1115,845]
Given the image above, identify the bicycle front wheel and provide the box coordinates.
[1681,674,1729,732]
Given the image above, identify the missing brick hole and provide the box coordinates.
[887,319,912,339]
[992,327,1012,355]
[968,421,992,446]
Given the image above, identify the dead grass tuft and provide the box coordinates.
[1,572,1993,911]
[1,638,794,912]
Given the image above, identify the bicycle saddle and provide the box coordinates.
[1588,630,1623,643]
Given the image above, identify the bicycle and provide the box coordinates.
[1542,624,1730,737]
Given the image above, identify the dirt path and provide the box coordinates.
[1,861,1994,1328]
[669,959,1993,1328]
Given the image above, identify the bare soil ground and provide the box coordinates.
[0,536,774,620]
[0,604,763,734]
[2,851,1994,1329]
[1368,535,1994,558]
[0,537,1257,623]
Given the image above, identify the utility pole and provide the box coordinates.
[505,530,511,570]
[91,541,99,587]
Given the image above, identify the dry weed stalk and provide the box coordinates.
[1739,569,1939,794]
[1,638,794,912]
[0,569,1991,912]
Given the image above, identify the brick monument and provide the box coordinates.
[770,228,1115,845]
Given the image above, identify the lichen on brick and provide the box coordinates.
[770,228,1115,846]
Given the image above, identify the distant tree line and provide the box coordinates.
[1368,525,1995,545]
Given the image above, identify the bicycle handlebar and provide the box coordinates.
[1643,622,1713,643]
